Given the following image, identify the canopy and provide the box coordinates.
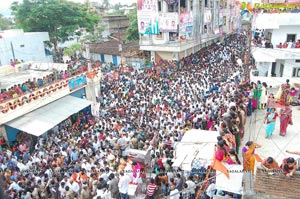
[6,96,91,137]
[172,129,219,171]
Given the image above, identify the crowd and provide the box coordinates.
[0,59,96,103]
[0,32,298,199]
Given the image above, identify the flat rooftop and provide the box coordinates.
[0,70,52,90]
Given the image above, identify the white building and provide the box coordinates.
[137,0,239,62]
[251,13,300,87]
[0,29,52,66]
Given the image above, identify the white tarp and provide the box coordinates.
[172,129,219,171]
[6,96,91,137]
[216,164,244,195]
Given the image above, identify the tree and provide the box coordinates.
[11,0,99,57]
[102,0,111,9]
[63,43,82,57]
[125,9,139,43]
[0,14,12,30]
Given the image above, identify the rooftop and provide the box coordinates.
[0,70,52,90]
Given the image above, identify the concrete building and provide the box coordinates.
[251,13,300,87]
[137,0,239,62]
[102,15,129,39]
[0,29,52,66]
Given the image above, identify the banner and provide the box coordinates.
[91,102,100,118]
[138,13,159,34]
[204,10,212,24]
[137,0,157,11]
[159,12,178,32]
[179,11,193,34]
[285,0,300,3]
[68,75,87,91]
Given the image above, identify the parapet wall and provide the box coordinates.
[254,167,300,199]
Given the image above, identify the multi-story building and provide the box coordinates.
[251,12,300,87]
[137,0,239,62]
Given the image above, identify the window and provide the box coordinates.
[169,32,178,41]
[158,1,162,12]
[292,67,300,77]
[296,60,300,63]
[20,44,25,48]
[205,0,208,7]
[287,34,296,42]
[156,32,163,39]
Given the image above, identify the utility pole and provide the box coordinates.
[10,42,16,61]
[86,43,97,102]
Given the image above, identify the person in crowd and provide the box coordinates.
[242,141,261,174]
[204,179,216,199]
[261,157,279,170]
[169,185,180,199]
[289,87,297,104]
[118,170,131,199]
[280,157,297,177]
[264,108,278,138]
[259,82,268,109]
[279,104,293,136]
[277,79,291,105]
[266,93,275,112]
[147,178,157,199]
[227,149,241,165]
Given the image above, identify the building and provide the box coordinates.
[251,13,300,87]
[0,29,52,66]
[102,15,129,39]
[137,0,239,62]
[0,62,101,144]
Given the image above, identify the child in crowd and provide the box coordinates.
[266,94,275,112]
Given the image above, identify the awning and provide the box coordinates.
[6,95,91,137]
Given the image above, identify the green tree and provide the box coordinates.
[0,14,12,30]
[11,0,99,57]
[125,9,139,43]
[102,0,111,9]
[63,43,82,57]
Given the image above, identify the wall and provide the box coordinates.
[156,51,173,60]
[271,26,300,46]
[254,167,300,199]
[256,62,271,76]
[283,59,300,78]
[70,87,86,98]
[5,125,20,144]
[0,30,51,65]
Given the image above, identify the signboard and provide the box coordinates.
[179,11,193,35]
[68,74,87,91]
[159,12,178,32]
[164,0,178,5]
[204,10,212,24]
[137,0,159,34]
[137,0,157,11]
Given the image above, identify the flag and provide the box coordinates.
[254,153,263,162]
[212,158,230,179]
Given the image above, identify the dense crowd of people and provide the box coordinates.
[0,32,299,199]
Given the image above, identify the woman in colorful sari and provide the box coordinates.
[257,81,262,109]
[278,79,291,105]
[279,104,293,136]
[264,108,278,138]
[242,141,261,174]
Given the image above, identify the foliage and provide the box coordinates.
[0,14,13,30]
[125,8,139,43]
[102,0,111,9]
[10,0,100,54]
[63,43,82,56]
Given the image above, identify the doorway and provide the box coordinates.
[286,34,296,42]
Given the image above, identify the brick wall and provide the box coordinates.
[254,167,300,199]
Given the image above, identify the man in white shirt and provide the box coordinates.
[185,176,196,198]
[69,178,80,195]
[118,170,131,199]
[205,181,216,199]
[169,185,180,199]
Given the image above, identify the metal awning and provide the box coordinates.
[6,95,91,137]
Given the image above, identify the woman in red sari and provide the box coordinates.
[279,104,293,136]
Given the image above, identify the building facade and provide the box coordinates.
[0,29,52,66]
[251,13,300,87]
[137,0,239,61]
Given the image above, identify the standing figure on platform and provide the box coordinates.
[278,79,291,105]
[279,104,293,136]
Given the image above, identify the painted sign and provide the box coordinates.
[159,12,178,32]
[137,0,157,11]
[137,0,159,34]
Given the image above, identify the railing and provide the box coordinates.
[0,66,102,115]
